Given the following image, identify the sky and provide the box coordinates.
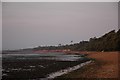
[2,2,118,50]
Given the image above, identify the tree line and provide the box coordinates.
[33,29,120,51]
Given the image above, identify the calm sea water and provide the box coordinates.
[3,52,82,61]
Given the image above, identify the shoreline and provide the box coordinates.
[46,60,92,79]
[58,51,119,78]
[2,51,90,79]
[2,50,119,79]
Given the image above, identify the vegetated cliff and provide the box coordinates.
[34,29,120,51]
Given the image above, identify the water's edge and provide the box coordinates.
[2,52,90,79]
[43,60,92,79]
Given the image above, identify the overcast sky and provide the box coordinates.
[2,2,118,50]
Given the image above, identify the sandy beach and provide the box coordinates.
[60,52,119,78]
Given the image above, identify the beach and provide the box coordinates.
[2,51,119,79]
[2,51,90,79]
[59,52,119,78]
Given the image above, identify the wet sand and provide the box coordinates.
[59,52,119,78]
